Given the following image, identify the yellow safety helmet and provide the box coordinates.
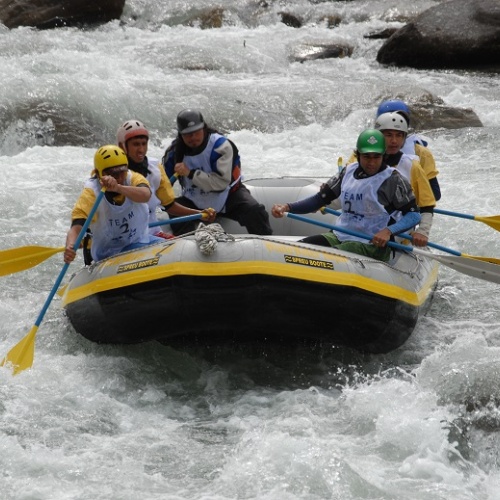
[94,145,128,176]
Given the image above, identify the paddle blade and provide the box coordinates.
[413,249,500,285]
[2,190,105,376]
[0,327,37,375]
[0,245,65,276]
[475,215,500,232]
[443,255,500,284]
[464,254,500,265]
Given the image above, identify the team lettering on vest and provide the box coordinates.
[343,192,363,201]
[108,211,136,226]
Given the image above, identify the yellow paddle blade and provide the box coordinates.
[475,215,500,232]
[0,245,65,277]
[464,254,500,265]
[0,327,37,375]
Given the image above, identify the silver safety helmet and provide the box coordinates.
[374,112,409,133]
[116,120,149,149]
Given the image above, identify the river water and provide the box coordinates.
[1,1,500,499]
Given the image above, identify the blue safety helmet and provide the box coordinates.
[376,100,410,125]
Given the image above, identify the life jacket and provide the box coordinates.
[84,176,150,261]
[163,132,242,193]
[335,163,395,244]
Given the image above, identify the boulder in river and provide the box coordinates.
[0,0,125,29]
[377,0,500,71]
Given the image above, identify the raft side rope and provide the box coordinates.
[195,223,235,255]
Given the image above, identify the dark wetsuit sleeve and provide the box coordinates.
[429,177,441,202]
[287,193,325,214]
[322,172,343,202]
[377,171,418,214]
[378,171,421,234]
[71,218,86,227]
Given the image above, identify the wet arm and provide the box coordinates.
[100,175,151,203]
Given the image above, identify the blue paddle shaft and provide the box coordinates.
[149,213,203,228]
[321,206,462,257]
[285,212,413,253]
[434,208,474,221]
[33,189,106,328]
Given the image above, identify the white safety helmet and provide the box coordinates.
[374,112,408,134]
[116,120,149,150]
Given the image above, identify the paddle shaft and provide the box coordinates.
[321,207,463,256]
[32,189,105,328]
[434,208,474,221]
[433,208,500,232]
[149,212,203,229]
[286,212,410,252]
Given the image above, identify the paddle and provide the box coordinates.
[434,208,500,233]
[337,156,343,174]
[149,212,203,229]
[321,207,500,265]
[0,213,206,278]
[1,188,106,375]
[285,212,500,285]
[0,245,66,277]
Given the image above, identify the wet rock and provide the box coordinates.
[291,42,353,63]
[443,417,472,461]
[377,0,500,70]
[411,104,482,130]
[184,7,225,29]
[279,12,302,28]
[321,15,342,29]
[0,0,125,29]
[0,100,108,156]
[463,397,500,432]
[365,28,399,40]
[378,92,483,130]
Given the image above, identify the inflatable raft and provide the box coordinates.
[61,177,438,353]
